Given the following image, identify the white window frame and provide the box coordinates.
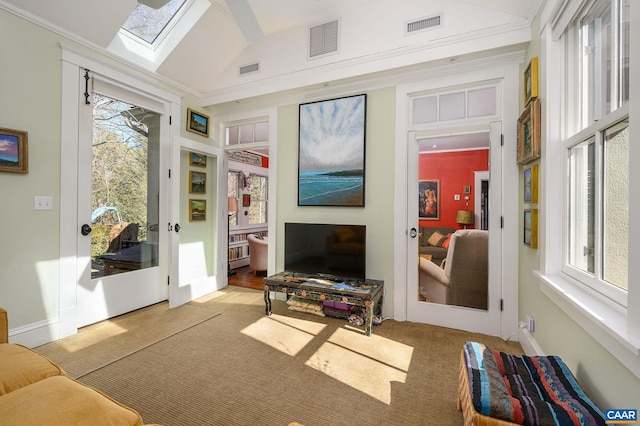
[247,174,268,226]
[563,106,629,306]
[537,0,640,377]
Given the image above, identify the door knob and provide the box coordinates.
[174,223,180,233]
[409,228,418,238]
[81,224,92,236]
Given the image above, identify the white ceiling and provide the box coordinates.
[1,0,537,107]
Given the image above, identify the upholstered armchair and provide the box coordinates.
[247,234,268,276]
[418,229,488,310]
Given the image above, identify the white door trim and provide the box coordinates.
[59,45,181,338]
[393,59,521,339]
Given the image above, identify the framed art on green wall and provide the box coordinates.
[298,94,366,207]
[0,127,28,173]
[189,199,206,221]
[523,164,538,203]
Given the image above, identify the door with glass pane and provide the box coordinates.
[406,124,502,336]
[76,87,168,327]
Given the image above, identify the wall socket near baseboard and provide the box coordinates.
[526,314,535,333]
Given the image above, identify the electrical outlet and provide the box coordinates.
[526,314,535,332]
[454,194,460,201]
[34,196,53,211]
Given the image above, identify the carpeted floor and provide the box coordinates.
[39,287,523,425]
[36,301,220,379]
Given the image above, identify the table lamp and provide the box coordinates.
[456,210,474,229]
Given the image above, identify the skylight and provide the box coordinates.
[122,0,187,45]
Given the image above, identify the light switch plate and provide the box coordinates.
[35,196,53,210]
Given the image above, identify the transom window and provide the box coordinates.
[565,0,629,303]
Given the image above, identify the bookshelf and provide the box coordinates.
[229,229,267,269]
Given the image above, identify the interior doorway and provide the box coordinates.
[405,123,503,336]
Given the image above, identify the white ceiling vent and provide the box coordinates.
[406,14,442,34]
[239,62,260,76]
[309,20,339,59]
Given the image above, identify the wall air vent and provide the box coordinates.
[309,19,339,58]
[239,62,260,76]
[406,14,441,34]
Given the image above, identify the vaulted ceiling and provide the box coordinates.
[1,0,538,107]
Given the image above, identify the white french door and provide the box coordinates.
[75,74,169,327]
[168,146,224,308]
[405,122,503,336]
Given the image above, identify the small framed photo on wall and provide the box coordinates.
[523,208,538,249]
[186,108,210,137]
[189,199,206,221]
[524,57,538,107]
[0,127,28,173]
[419,180,440,220]
[189,171,206,194]
[190,152,207,167]
[523,164,538,203]
[517,98,541,165]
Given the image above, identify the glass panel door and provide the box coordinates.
[90,93,160,278]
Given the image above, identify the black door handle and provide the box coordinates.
[409,228,418,238]
[81,224,92,236]
[174,223,180,233]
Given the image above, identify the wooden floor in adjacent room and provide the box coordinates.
[228,266,266,291]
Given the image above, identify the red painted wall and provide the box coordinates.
[419,149,488,229]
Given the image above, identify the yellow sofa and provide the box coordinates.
[0,307,154,425]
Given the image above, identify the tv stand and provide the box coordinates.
[263,271,384,336]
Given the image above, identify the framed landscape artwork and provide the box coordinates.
[190,152,207,167]
[186,108,210,137]
[517,98,541,165]
[189,171,206,194]
[0,127,28,173]
[524,57,538,106]
[298,94,366,207]
[189,199,206,221]
[523,164,538,203]
[419,180,440,220]
[523,208,538,249]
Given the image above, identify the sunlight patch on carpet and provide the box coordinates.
[241,314,326,356]
[305,329,413,404]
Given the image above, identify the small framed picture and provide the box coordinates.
[0,127,28,173]
[523,164,538,203]
[517,98,541,165]
[186,108,210,137]
[189,171,206,194]
[419,180,440,220]
[523,209,538,249]
[189,199,206,221]
[189,152,207,167]
[524,57,538,107]
[242,194,250,207]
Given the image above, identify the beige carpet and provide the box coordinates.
[58,286,523,426]
[35,302,220,379]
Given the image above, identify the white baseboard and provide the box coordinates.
[9,317,60,348]
[518,327,545,356]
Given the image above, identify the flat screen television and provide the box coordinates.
[284,222,366,280]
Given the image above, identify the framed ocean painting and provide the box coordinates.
[298,94,366,207]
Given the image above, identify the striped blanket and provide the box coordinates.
[463,342,605,426]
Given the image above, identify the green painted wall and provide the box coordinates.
[275,88,396,317]
[518,16,640,408]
